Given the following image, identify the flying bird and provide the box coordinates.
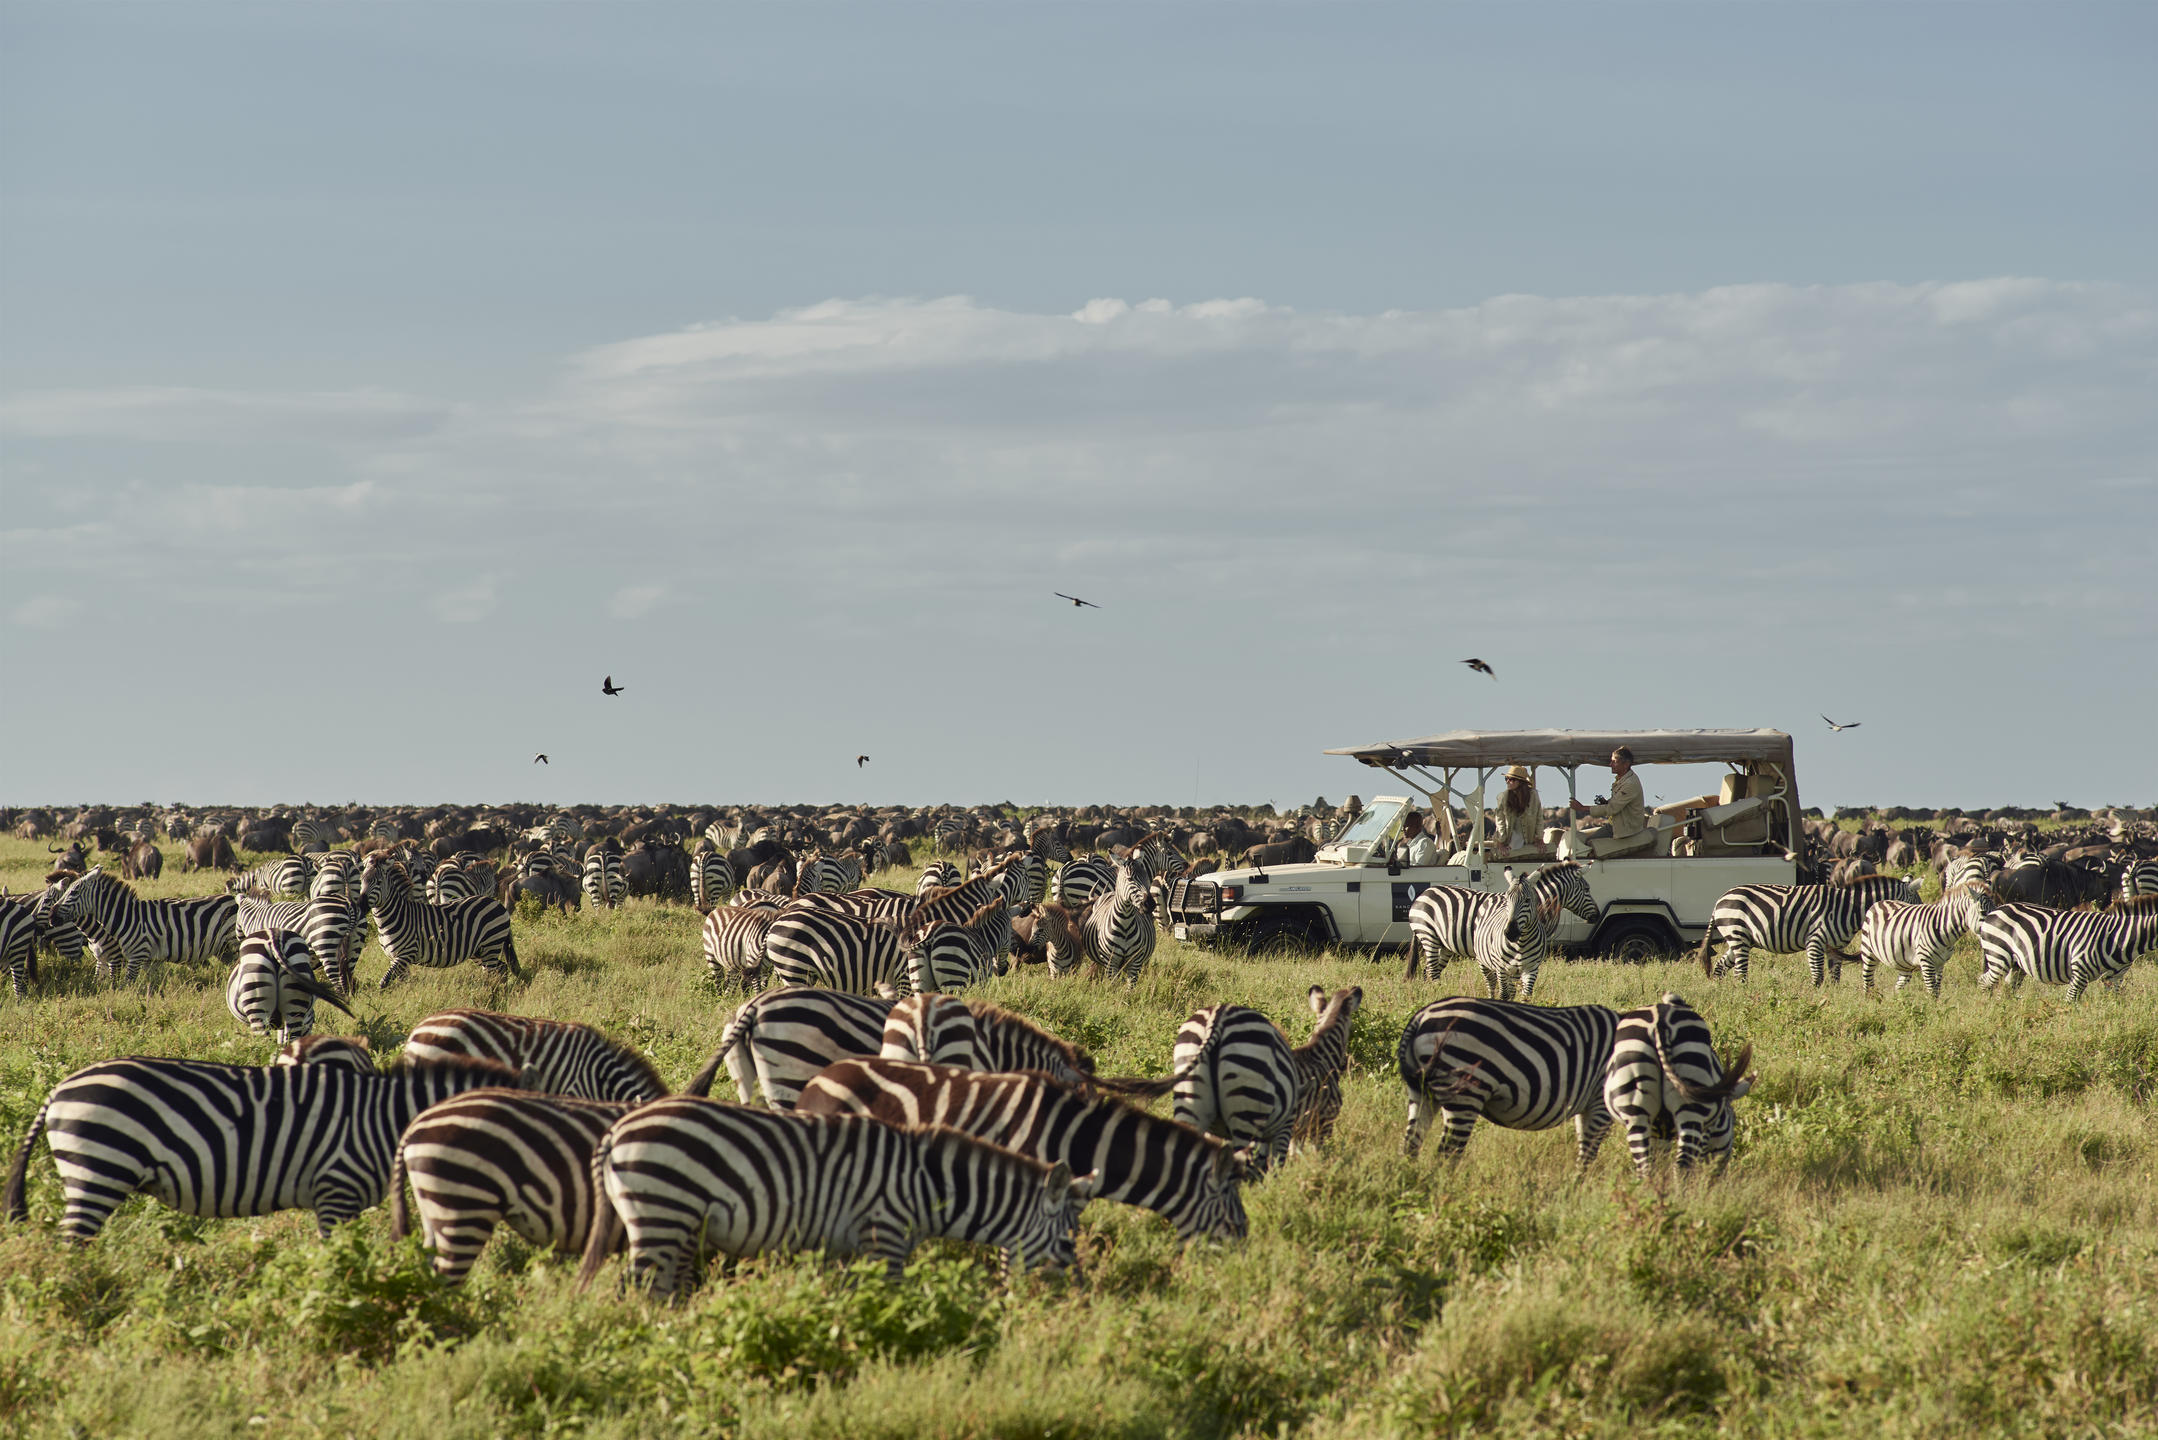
[601,676,624,696]
[1054,593,1100,609]
[533,753,549,765]
[856,755,870,767]
[1462,658,1495,679]
[1820,714,1860,732]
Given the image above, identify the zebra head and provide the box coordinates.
[358,855,412,911]
[1499,868,1536,941]
[1532,862,1600,929]
[52,866,110,929]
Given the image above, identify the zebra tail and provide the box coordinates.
[1092,1063,1197,1101]
[1403,944,1422,982]
[684,1004,756,1097]
[4,1100,50,1223]
[388,1148,413,1242]
[574,1135,624,1290]
[1696,926,1716,977]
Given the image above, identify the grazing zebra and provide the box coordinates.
[233,855,310,898]
[576,1101,1094,1294]
[309,850,361,903]
[1396,997,1621,1163]
[360,856,519,988]
[701,905,779,994]
[794,853,859,896]
[1053,854,1116,914]
[0,903,37,996]
[390,1092,628,1284]
[1404,868,1546,1000]
[289,818,333,852]
[878,994,1095,1087]
[1603,993,1754,1177]
[686,986,896,1109]
[274,1035,378,1072]
[580,847,627,910]
[900,860,1016,944]
[1697,874,1920,985]
[2123,860,2158,901]
[1171,987,1363,1173]
[1943,852,2004,891]
[916,861,963,895]
[1072,861,1157,986]
[225,929,354,1042]
[764,907,906,996]
[4,1053,522,1242]
[691,849,736,911]
[1858,883,1999,997]
[1977,896,2158,1000]
[54,867,240,982]
[932,817,969,852]
[906,899,1011,995]
[798,1059,1252,1241]
[403,1009,666,1103]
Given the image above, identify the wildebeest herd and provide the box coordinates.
[2,796,2154,1294]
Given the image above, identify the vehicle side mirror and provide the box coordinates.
[1386,859,1401,876]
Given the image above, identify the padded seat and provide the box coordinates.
[1587,826,1657,859]
[1703,795,1769,846]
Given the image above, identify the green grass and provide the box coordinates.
[5,836,2158,1438]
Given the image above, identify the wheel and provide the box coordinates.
[1240,914,1315,958]
[1599,917,1678,965]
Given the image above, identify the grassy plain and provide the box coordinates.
[4,834,2158,1438]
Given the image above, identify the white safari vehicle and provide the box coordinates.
[1164,729,1803,962]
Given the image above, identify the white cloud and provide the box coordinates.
[430,576,499,623]
[8,595,80,629]
[0,387,451,445]
[608,583,664,619]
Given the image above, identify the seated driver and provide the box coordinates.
[1489,765,1545,857]
[1571,746,1646,842]
[1394,809,1440,867]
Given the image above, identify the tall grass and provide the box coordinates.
[3,836,2156,1437]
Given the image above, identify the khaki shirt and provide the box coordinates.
[1490,783,1542,853]
[1590,771,1646,838]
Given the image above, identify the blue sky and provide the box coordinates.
[3,3,2153,811]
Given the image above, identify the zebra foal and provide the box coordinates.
[1857,883,1998,997]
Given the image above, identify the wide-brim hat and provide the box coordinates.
[1504,764,1532,782]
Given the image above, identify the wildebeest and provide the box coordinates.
[1243,836,1317,868]
[119,838,164,882]
[184,833,237,872]
[623,840,691,900]
[1995,857,2110,908]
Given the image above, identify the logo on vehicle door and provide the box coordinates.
[1392,882,1429,923]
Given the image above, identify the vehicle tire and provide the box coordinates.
[1241,913,1313,958]
[1599,917,1679,966]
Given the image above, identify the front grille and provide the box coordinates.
[1167,879,1222,926]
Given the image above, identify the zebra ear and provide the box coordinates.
[1308,985,1326,1014]
[1068,1170,1102,1204]
[1042,1160,1075,1204]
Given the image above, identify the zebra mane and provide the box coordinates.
[962,1000,1094,1072]
[608,1037,670,1097]
[383,1053,522,1085]
[900,1121,1065,1180]
[2112,893,2158,916]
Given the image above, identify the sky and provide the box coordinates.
[2,2,2153,812]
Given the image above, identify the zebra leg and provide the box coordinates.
[1806,937,1827,988]
[1402,1089,1434,1158]
[378,955,408,990]
[1725,938,1751,982]
[1574,1106,1613,1170]
[427,1209,501,1285]
[1623,1115,1655,1177]
[1432,1105,1481,1163]
[1516,959,1541,1002]
[1861,951,1879,994]
[1480,965,1500,1000]
[1920,948,1944,1000]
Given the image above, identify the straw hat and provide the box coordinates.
[1504,765,1532,782]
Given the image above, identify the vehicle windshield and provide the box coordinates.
[1329,800,1403,851]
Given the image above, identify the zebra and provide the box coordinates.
[238,893,368,995]
[53,867,240,982]
[1602,993,1755,1177]
[906,899,1012,995]
[25,879,88,965]
[1072,861,1157,986]
[1171,986,1364,1174]
[359,855,519,988]
[1858,883,1999,997]
[916,860,963,895]
[0,902,37,997]
[686,986,897,1109]
[4,1052,523,1242]
[1697,874,1921,985]
[1396,997,1621,1163]
[702,905,779,994]
[580,846,627,910]
[309,850,361,903]
[2122,860,2158,901]
[797,1059,1252,1242]
[575,1101,1095,1294]
[1977,896,2158,1001]
[429,862,484,906]
[1944,851,2004,891]
[793,853,859,896]
[998,852,1050,908]
[691,848,736,911]
[390,1092,628,1285]
[1024,818,1072,864]
[878,994,1096,1088]
[402,1009,666,1103]
[289,817,333,853]
[932,817,969,852]
[225,929,354,1042]
[233,855,310,898]
[1053,854,1116,914]
[1404,868,1546,1000]
[900,859,1017,946]
[274,1034,378,1072]
[764,906,907,996]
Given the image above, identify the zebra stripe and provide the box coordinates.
[54,867,239,982]
[2122,861,2158,901]
[576,1100,1093,1294]
[402,1009,666,1103]
[796,1059,1250,1241]
[1052,855,1116,913]
[580,849,627,910]
[701,906,779,994]
[878,994,1094,1087]
[359,856,519,988]
[225,929,345,1043]
[1405,868,1547,1000]
[390,1091,626,1284]
[1977,896,2158,1000]
[0,903,37,997]
[1602,993,1754,1176]
[906,899,1011,995]
[765,907,906,996]
[1698,875,1919,985]
[687,986,896,1109]
[1857,884,1998,997]
[1396,997,1621,1163]
[691,849,737,911]
[4,1055,522,1241]
[916,861,963,895]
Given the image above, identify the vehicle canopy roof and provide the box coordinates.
[1325,728,1795,771]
